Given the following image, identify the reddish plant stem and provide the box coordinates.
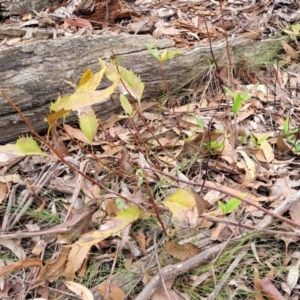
[145,167,300,229]
[220,0,233,88]
[1,90,146,209]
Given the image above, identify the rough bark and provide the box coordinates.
[0,0,60,16]
[0,32,285,144]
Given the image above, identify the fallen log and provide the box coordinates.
[0,32,285,144]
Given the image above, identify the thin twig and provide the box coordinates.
[145,167,300,229]
[1,90,150,210]
[153,229,171,300]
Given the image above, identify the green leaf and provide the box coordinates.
[232,93,243,115]
[257,135,268,145]
[224,198,241,214]
[147,43,160,60]
[249,133,256,146]
[194,115,205,128]
[119,67,144,103]
[115,198,125,209]
[79,110,98,143]
[224,87,236,99]
[283,117,290,135]
[103,62,144,104]
[15,137,46,155]
[292,23,300,35]
[241,91,251,102]
[160,49,179,62]
[218,201,226,214]
[120,94,133,116]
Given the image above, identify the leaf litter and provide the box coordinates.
[2,2,300,299]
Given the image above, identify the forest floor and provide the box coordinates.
[1,1,300,300]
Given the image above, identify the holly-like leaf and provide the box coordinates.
[15,137,45,155]
[79,110,98,143]
[50,94,72,112]
[101,58,144,104]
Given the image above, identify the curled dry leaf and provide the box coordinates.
[0,258,43,277]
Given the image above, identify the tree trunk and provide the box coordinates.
[0,31,285,144]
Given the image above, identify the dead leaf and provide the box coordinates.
[96,283,126,300]
[0,240,26,260]
[164,241,201,261]
[260,278,285,300]
[0,258,43,277]
[282,41,298,59]
[253,267,264,300]
[65,281,94,300]
[191,189,209,216]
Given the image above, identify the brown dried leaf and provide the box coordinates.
[164,241,201,261]
[277,135,290,152]
[51,121,69,157]
[96,283,126,300]
[282,41,298,59]
[289,201,300,223]
[0,258,43,277]
[260,278,285,300]
[253,267,264,300]
[65,281,94,300]
[191,189,209,216]
[34,246,70,287]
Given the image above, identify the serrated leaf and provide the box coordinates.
[50,94,72,112]
[64,81,118,111]
[15,137,45,155]
[120,94,133,116]
[79,110,98,143]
